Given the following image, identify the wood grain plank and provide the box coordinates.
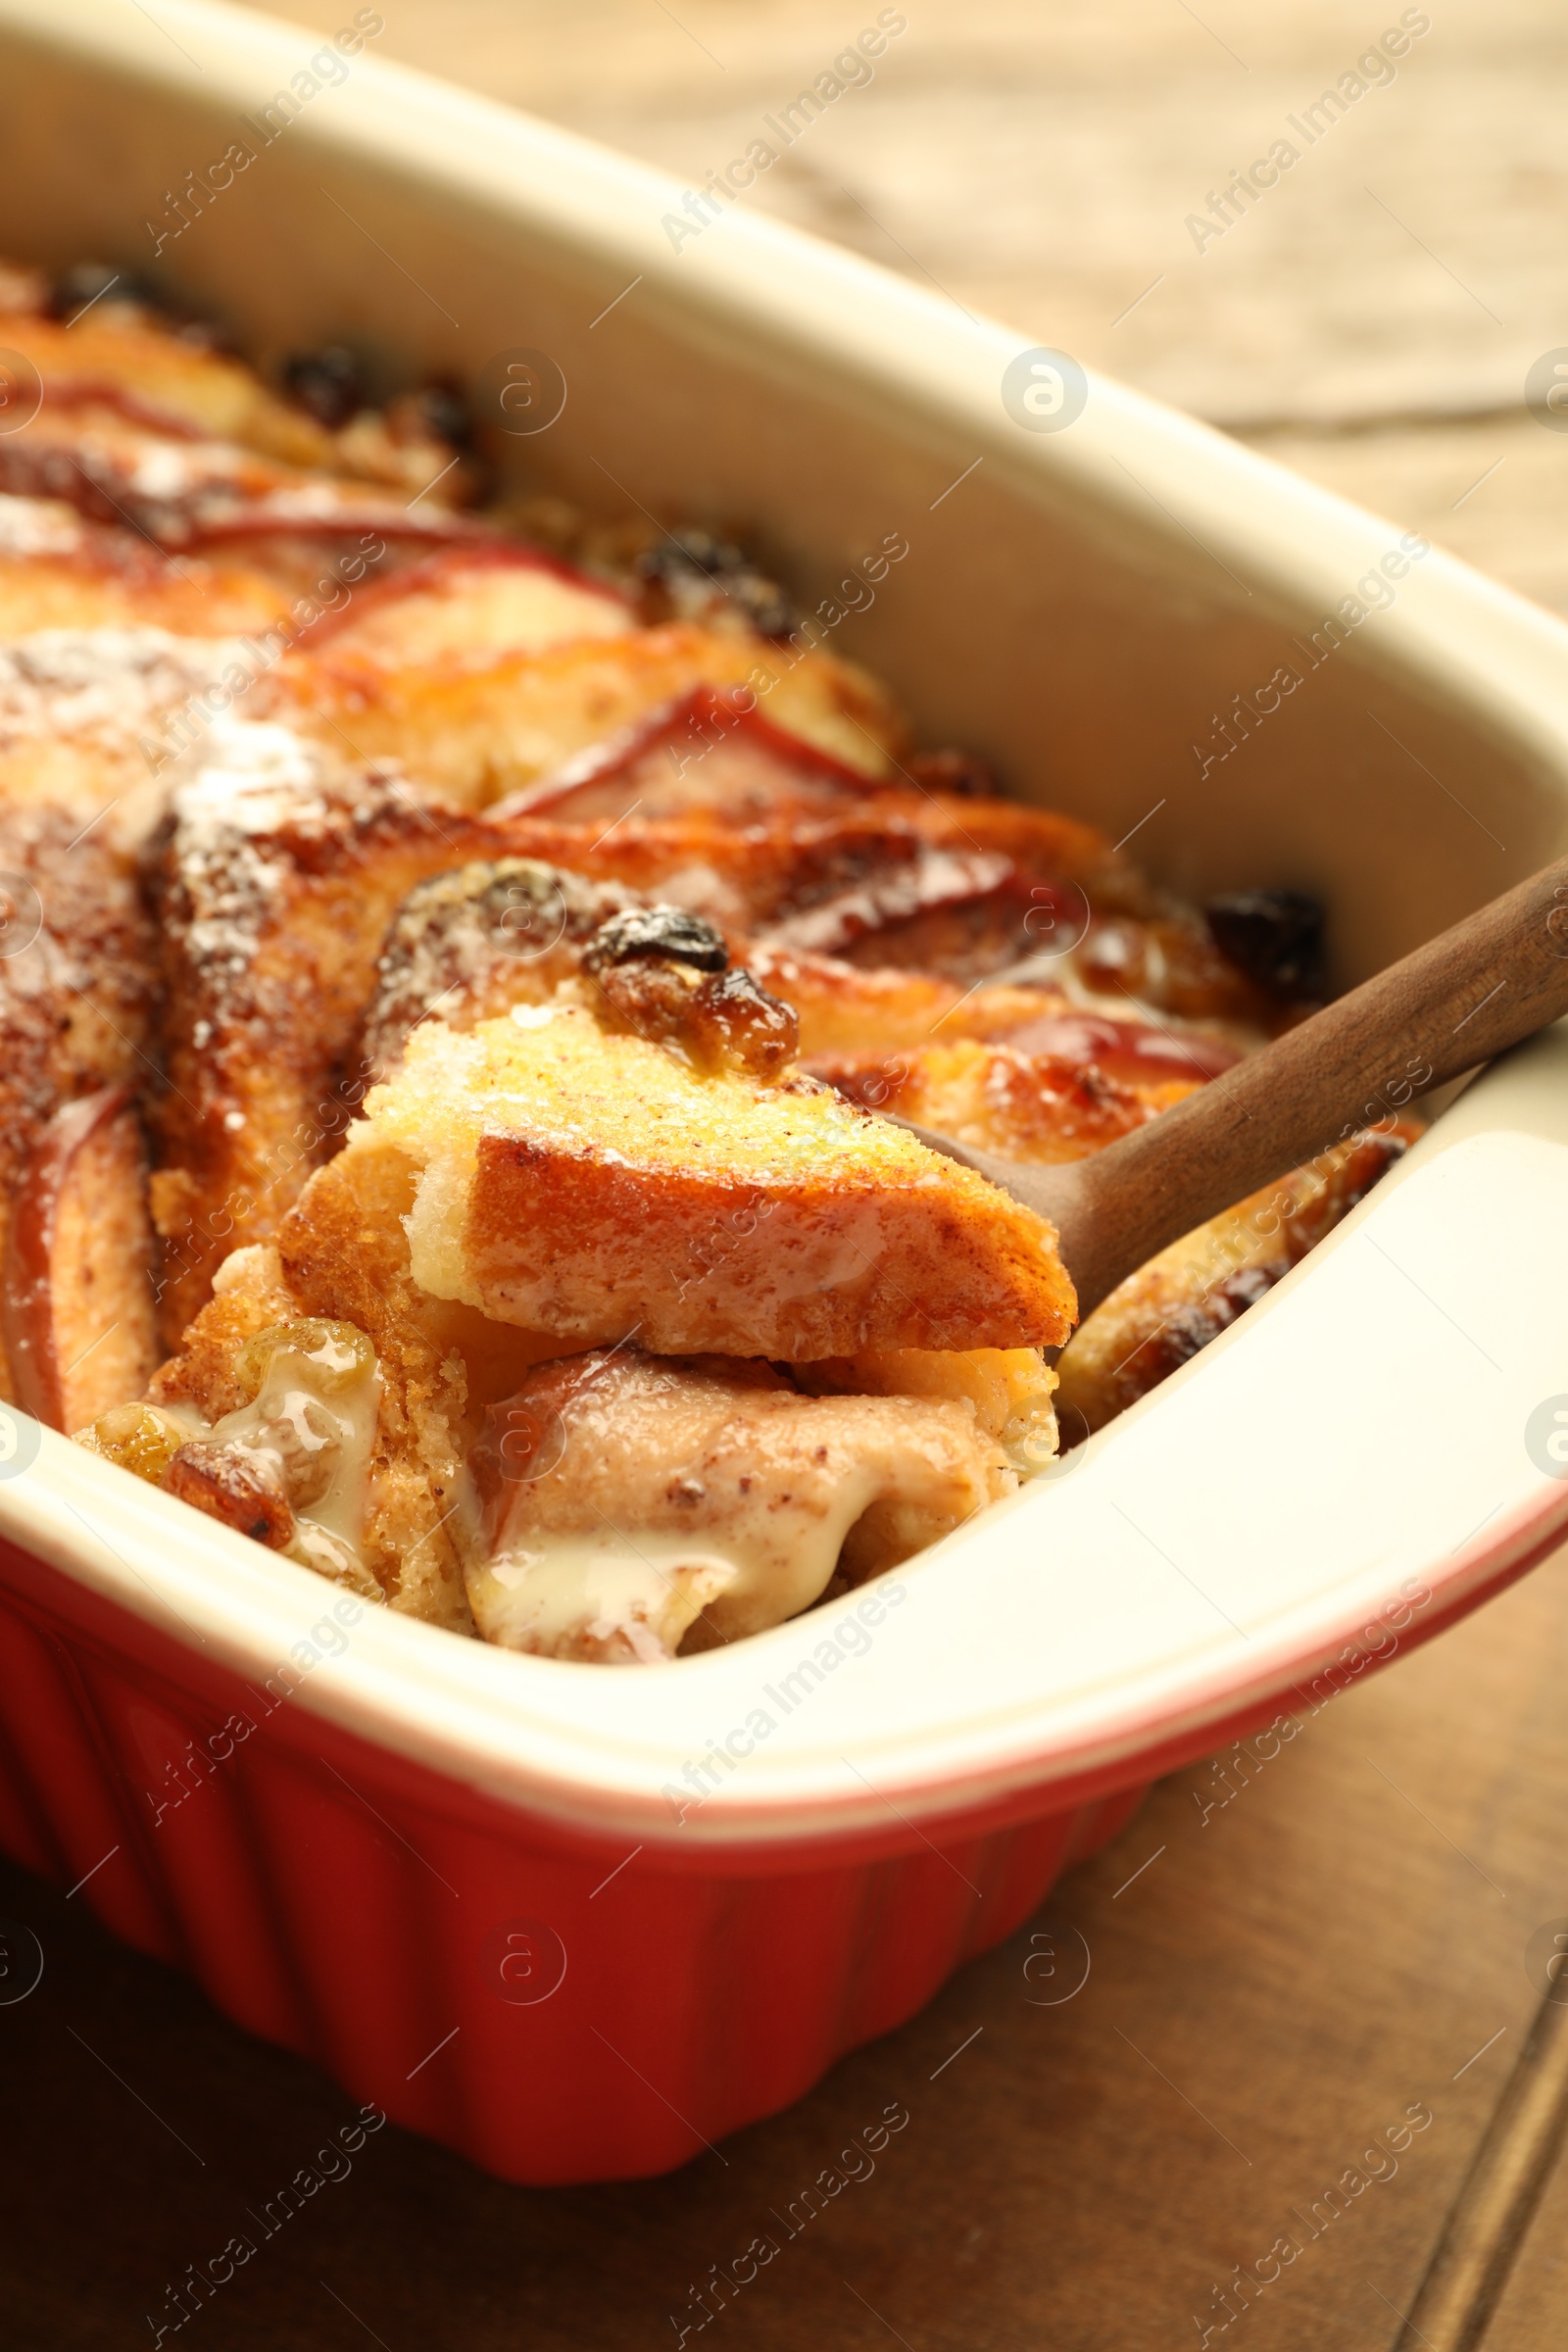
[1481,2110,1568,2349]
[1392,1980,1568,2347]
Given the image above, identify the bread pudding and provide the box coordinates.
[0,262,1414,1662]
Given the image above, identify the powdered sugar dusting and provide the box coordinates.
[169,719,335,993]
[0,626,247,751]
[0,494,83,559]
[125,445,211,502]
[176,717,328,831]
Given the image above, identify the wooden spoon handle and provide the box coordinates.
[1051,856,1568,1317]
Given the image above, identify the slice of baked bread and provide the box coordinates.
[0,807,158,1405]
[292,545,635,671]
[260,616,904,806]
[1055,1124,1419,1436]
[815,1035,1201,1163]
[468,1345,1013,1661]
[359,989,1077,1359]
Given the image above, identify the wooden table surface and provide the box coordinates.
[8,5,1568,2347]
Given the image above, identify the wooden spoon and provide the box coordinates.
[892,856,1568,1325]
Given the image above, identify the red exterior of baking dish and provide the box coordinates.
[2,1486,1561,2183]
[0,1538,1150,2182]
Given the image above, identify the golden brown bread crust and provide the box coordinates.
[534,790,1118,934]
[0,384,466,556]
[748,948,1069,1058]
[0,299,476,529]
[0,498,299,640]
[141,745,1135,1338]
[142,724,1262,1345]
[0,304,341,469]
[0,811,154,1185]
[0,808,156,1398]
[364,1005,1078,1357]
[466,1130,1072,1356]
[501,681,886,823]
[292,545,635,670]
[0,622,270,841]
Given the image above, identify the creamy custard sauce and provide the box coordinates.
[206,1340,383,1596]
[86,1320,384,1599]
[468,1537,739,1665]
[464,1348,1009,1663]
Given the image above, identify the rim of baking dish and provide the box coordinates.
[2,0,1568,1853]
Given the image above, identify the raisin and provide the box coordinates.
[582,906,729,973]
[163,1440,295,1548]
[634,528,793,638]
[396,379,472,450]
[588,956,704,1043]
[588,956,798,1076]
[82,1403,187,1485]
[688,966,799,1077]
[281,344,366,429]
[1205,889,1326,1000]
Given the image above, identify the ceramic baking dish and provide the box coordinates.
[1,0,1566,2185]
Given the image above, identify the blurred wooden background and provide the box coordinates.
[9,4,1568,2348]
[273,0,1568,615]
